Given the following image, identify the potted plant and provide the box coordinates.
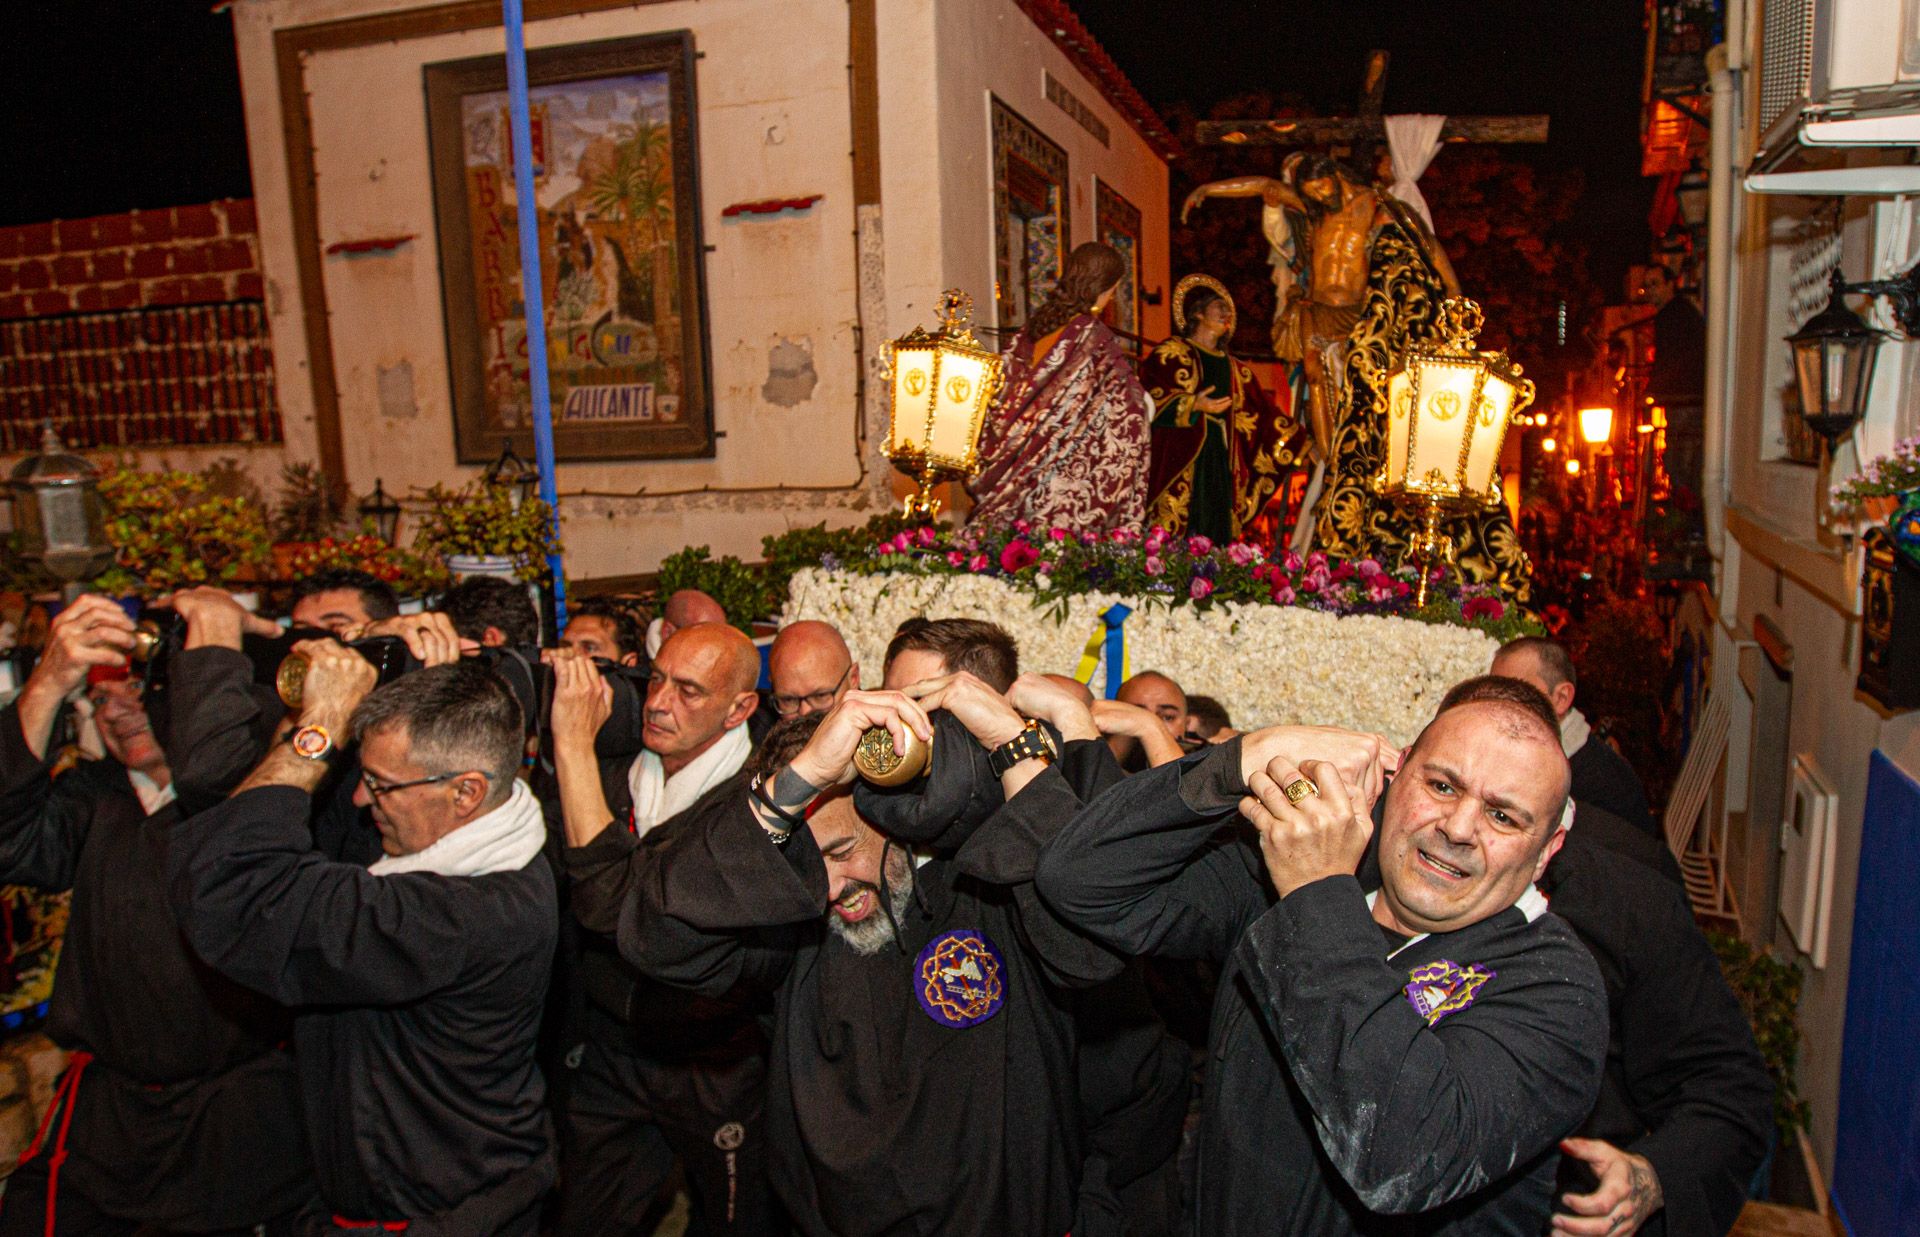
[270,462,347,574]
[282,532,445,600]
[93,462,273,600]
[413,481,560,583]
[1832,435,1920,525]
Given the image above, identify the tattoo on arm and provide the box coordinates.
[768,765,819,808]
[1627,1158,1662,1220]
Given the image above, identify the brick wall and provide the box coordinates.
[0,199,263,321]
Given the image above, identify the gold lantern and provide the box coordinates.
[882,289,1005,519]
[1371,297,1535,606]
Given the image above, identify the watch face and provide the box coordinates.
[290,725,332,760]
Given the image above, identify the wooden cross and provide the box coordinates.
[1194,51,1548,149]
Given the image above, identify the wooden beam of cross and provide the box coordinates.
[1195,51,1549,148]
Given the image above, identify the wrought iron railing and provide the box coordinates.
[0,301,282,453]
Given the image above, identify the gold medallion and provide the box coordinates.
[853,725,931,786]
[275,653,310,709]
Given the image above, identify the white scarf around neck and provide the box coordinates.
[628,723,751,838]
[368,777,546,878]
[1559,706,1591,759]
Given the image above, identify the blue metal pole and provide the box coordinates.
[502,0,567,628]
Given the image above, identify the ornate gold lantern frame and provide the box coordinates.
[1370,298,1535,605]
[881,290,1005,518]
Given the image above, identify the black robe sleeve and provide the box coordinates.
[1034,740,1270,964]
[1238,876,1609,1214]
[616,785,818,997]
[0,703,92,891]
[163,647,281,815]
[1608,880,1773,1235]
[169,784,496,1006]
[951,739,1128,989]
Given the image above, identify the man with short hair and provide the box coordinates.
[646,588,729,658]
[882,616,1018,691]
[442,575,540,648]
[169,652,556,1234]
[1436,678,1771,1237]
[1185,694,1237,744]
[546,623,779,1236]
[1102,671,1188,770]
[288,568,401,635]
[563,598,645,668]
[767,620,859,718]
[1037,684,1608,1233]
[0,594,312,1236]
[1491,636,1655,839]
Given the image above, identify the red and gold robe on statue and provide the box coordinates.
[1141,337,1305,543]
[966,314,1151,536]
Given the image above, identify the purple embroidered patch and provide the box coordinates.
[1403,959,1496,1026]
[914,929,1006,1028]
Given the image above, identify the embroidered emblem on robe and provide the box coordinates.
[914,929,1006,1028]
[1402,959,1496,1026]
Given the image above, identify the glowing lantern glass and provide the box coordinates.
[1372,298,1535,605]
[1579,406,1615,445]
[882,290,1005,518]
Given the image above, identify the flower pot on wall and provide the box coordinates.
[445,554,520,581]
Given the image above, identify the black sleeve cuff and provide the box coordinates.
[1178,736,1247,814]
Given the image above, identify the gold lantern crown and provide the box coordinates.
[1370,297,1535,604]
[881,290,1006,518]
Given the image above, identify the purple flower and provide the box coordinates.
[1144,554,1165,577]
[1190,577,1214,600]
[820,552,842,571]
[1187,535,1214,556]
[1227,542,1259,566]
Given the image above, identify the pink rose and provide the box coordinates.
[1190,577,1214,600]
[1366,576,1397,603]
[1037,560,1054,574]
[1144,554,1165,577]
[1000,541,1039,572]
[1187,535,1214,556]
[1014,519,1032,535]
[1270,583,1297,605]
[1048,527,1070,542]
[1462,597,1506,621]
[947,551,967,568]
[1283,551,1304,572]
[1227,542,1259,566]
[1306,551,1329,572]
[1330,562,1355,583]
[968,553,991,573]
[1356,557,1384,577]
[1302,565,1332,591]
[915,526,938,547]
[1109,527,1139,545]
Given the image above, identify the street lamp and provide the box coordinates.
[1786,269,1895,452]
[1371,297,1535,606]
[1579,406,1615,446]
[7,422,114,601]
[483,439,539,510]
[359,478,403,546]
[882,289,1005,519]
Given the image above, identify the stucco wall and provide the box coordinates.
[226,0,1172,579]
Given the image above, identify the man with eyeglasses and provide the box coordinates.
[767,621,859,719]
[169,646,557,1235]
[546,622,783,1236]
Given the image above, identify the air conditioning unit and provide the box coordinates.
[1749,0,1920,194]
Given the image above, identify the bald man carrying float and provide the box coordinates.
[546,623,783,1236]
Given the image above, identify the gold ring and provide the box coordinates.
[1283,777,1318,805]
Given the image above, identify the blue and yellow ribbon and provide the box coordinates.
[1073,603,1132,699]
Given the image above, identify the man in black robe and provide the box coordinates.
[607,667,1130,1237]
[1035,682,1609,1234]
[1492,637,1656,840]
[169,647,555,1235]
[0,592,311,1235]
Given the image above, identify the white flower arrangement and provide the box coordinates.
[783,568,1500,747]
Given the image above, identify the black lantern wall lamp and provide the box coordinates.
[1786,265,1920,453]
[359,478,403,546]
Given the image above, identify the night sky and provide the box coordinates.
[0,0,1653,294]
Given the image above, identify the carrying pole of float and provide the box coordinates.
[502,0,568,626]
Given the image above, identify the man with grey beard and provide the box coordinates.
[611,674,1128,1237]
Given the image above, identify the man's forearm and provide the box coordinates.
[234,705,353,797]
[13,682,65,764]
[553,736,617,849]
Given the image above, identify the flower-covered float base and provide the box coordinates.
[780,523,1535,748]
